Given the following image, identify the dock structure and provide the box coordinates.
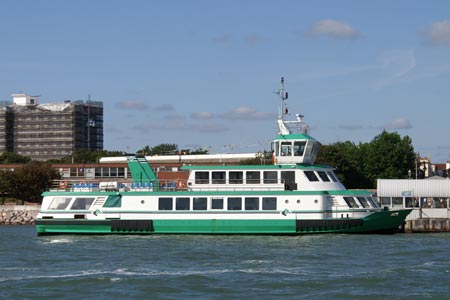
[377,178,450,232]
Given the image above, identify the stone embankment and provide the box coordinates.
[404,218,450,233]
[0,205,40,225]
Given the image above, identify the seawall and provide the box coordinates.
[404,219,450,233]
[0,205,40,225]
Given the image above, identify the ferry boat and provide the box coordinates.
[35,78,412,235]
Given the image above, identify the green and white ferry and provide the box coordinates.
[35,78,411,235]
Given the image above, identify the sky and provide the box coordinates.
[1,1,450,163]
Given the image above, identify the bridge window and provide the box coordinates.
[176,197,190,210]
[193,197,207,210]
[294,141,306,156]
[228,197,242,210]
[212,171,226,184]
[245,197,259,210]
[195,171,209,184]
[262,197,277,210]
[317,171,330,182]
[263,171,277,184]
[229,171,243,184]
[246,171,260,184]
[281,142,292,156]
[158,197,173,210]
[304,171,319,182]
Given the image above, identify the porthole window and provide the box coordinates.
[297,199,300,204]
[141,200,145,204]
[314,199,318,204]
[285,199,289,204]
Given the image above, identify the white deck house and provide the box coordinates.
[377,177,450,220]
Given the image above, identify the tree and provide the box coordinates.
[151,143,178,155]
[363,130,416,186]
[3,162,60,203]
[0,152,31,163]
[316,142,371,188]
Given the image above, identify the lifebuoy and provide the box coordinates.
[59,180,68,189]
[176,180,186,189]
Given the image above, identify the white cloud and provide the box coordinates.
[191,111,214,120]
[115,100,148,110]
[421,21,450,45]
[306,19,360,40]
[220,107,276,120]
[384,118,412,130]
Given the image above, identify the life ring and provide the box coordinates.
[59,180,68,189]
[176,180,186,189]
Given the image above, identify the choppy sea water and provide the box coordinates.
[1,226,450,300]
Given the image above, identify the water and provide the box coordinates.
[1,226,450,300]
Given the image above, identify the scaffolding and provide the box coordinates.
[0,99,103,161]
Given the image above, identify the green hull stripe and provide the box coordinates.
[35,209,412,235]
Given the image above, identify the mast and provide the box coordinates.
[276,77,291,135]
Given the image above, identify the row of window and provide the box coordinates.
[343,196,379,208]
[47,196,278,211]
[158,197,277,211]
[304,171,338,182]
[194,170,339,185]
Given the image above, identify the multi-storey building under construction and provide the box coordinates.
[0,94,103,161]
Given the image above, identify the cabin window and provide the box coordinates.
[281,142,292,156]
[211,198,223,210]
[327,171,338,182]
[48,197,72,210]
[212,171,226,184]
[158,197,173,210]
[228,197,242,210]
[246,171,260,184]
[245,197,259,210]
[229,171,243,184]
[304,171,319,182]
[176,197,190,210]
[263,171,278,184]
[357,197,370,208]
[293,141,306,156]
[193,197,207,210]
[317,171,330,182]
[367,197,379,208]
[195,172,209,184]
[343,197,359,208]
[70,197,95,210]
[262,197,277,210]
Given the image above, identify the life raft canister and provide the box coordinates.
[176,180,186,189]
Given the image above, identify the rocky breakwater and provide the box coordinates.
[0,205,40,225]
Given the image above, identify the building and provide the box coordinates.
[377,177,450,220]
[0,93,103,161]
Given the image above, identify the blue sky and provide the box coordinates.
[1,1,450,162]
